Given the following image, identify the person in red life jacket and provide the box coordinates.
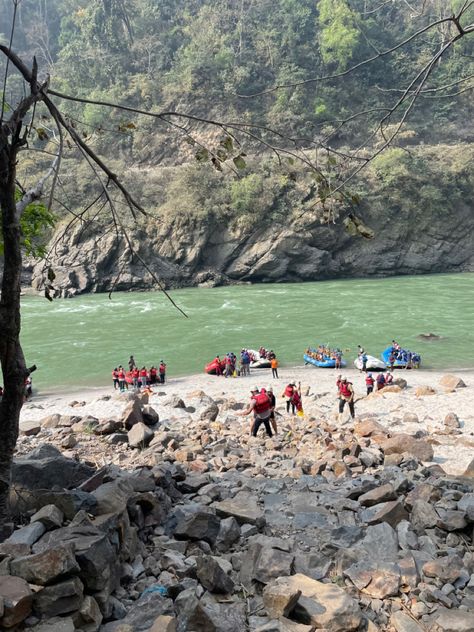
[267,386,278,434]
[139,367,148,387]
[112,368,119,390]
[214,356,222,376]
[376,373,386,391]
[159,361,167,384]
[336,375,355,419]
[238,387,273,438]
[150,366,158,384]
[292,388,302,413]
[365,373,375,395]
[282,383,297,414]
[132,366,140,389]
[117,367,126,392]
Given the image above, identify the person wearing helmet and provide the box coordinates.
[365,372,375,395]
[336,375,355,419]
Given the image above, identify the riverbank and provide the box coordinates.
[20,366,474,476]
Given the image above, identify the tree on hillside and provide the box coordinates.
[1,0,474,533]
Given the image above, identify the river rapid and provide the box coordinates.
[19,273,474,394]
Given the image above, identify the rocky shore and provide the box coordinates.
[1,368,473,631]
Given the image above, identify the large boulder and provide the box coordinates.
[380,434,433,461]
[12,445,95,490]
[213,493,266,527]
[196,556,235,594]
[439,374,466,390]
[33,577,84,618]
[101,592,173,632]
[121,399,143,430]
[0,575,33,628]
[415,385,436,397]
[128,422,154,448]
[264,574,362,632]
[174,510,221,545]
[10,544,79,586]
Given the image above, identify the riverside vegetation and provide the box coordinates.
[1,369,474,630]
[1,0,473,293]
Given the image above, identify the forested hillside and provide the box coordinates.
[1,0,474,292]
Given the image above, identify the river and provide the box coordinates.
[19,273,474,393]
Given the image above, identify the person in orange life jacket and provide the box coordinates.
[150,366,158,384]
[238,387,273,438]
[132,367,140,389]
[112,368,119,390]
[271,357,279,379]
[267,386,278,434]
[336,376,355,419]
[139,367,148,387]
[159,361,166,384]
[282,383,297,414]
[365,373,375,395]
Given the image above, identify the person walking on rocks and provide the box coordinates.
[238,387,273,438]
[282,383,297,414]
[267,386,278,434]
[336,375,355,419]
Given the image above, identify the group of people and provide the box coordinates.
[365,371,393,394]
[238,381,304,438]
[306,345,343,367]
[112,355,167,392]
[214,348,279,378]
[388,341,421,369]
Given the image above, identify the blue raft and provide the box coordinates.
[304,353,346,368]
[381,346,421,369]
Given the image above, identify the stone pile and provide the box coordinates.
[1,382,473,631]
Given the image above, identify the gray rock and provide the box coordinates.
[6,521,46,545]
[254,547,294,584]
[174,510,221,545]
[444,412,461,428]
[411,499,439,534]
[12,444,95,490]
[391,610,425,632]
[216,516,241,552]
[360,499,409,528]
[432,607,474,631]
[29,617,75,632]
[358,483,397,507]
[357,523,399,562]
[344,560,400,598]
[20,420,42,436]
[10,544,80,586]
[196,555,235,594]
[33,577,84,617]
[121,398,143,429]
[100,592,173,631]
[142,405,159,426]
[178,591,246,632]
[30,505,64,530]
[0,575,33,628]
[213,493,265,527]
[128,422,154,448]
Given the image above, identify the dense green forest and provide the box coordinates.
[1,0,474,234]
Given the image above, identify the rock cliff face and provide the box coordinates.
[26,199,474,296]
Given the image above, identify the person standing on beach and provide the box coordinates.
[112,368,119,390]
[129,355,136,371]
[159,361,167,384]
[271,357,279,379]
[336,375,355,419]
[132,366,140,390]
[118,367,126,392]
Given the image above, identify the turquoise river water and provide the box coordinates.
[18,273,474,394]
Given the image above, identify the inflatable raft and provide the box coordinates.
[204,358,226,375]
[354,355,386,371]
[304,353,346,368]
[381,347,421,369]
[246,348,271,369]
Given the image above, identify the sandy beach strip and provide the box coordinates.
[20,365,474,476]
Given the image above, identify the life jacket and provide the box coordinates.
[150,368,157,376]
[284,385,294,398]
[112,370,118,378]
[159,364,166,373]
[132,369,139,378]
[118,371,125,380]
[338,381,352,398]
[140,369,147,377]
[253,392,271,414]
[365,376,374,386]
